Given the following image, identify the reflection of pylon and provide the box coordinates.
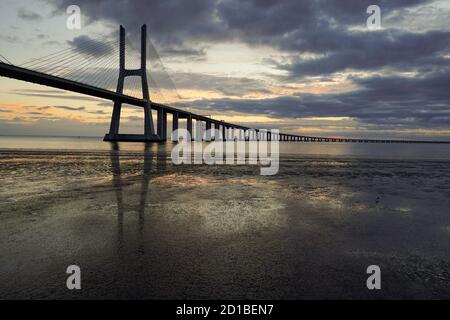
[104,25,161,142]
[110,143,154,254]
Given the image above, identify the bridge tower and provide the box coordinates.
[104,24,161,142]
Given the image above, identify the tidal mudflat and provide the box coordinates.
[0,140,450,299]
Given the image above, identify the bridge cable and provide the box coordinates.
[36,41,118,77]
[0,53,12,65]
[20,39,117,69]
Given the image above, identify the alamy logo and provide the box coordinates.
[66,5,81,30]
[66,265,81,290]
[171,128,279,175]
[366,265,381,290]
[366,5,381,30]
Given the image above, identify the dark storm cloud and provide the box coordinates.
[45,0,446,73]
[46,0,226,46]
[277,30,450,78]
[176,69,450,130]
[151,72,270,96]
[68,35,114,57]
[215,0,434,50]
[47,0,432,45]
[160,47,207,60]
[215,1,449,78]
[17,8,43,21]
[35,64,269,98]
[42,0,449,133]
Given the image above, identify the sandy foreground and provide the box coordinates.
[0,149,449,299]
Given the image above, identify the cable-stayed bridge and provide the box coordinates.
[0,25,448,144]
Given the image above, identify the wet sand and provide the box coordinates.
[0,145,450,299]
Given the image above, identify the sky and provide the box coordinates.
[0,0,449,139]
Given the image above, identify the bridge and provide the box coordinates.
[0,25,448,144]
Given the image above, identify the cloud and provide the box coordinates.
[19,0,450,138]
[17,8,43,21]
[68,35,115,57]
[44,0,449,76]
[151,71,270,96]
[176,68,450,130]
[160,46,207,60]
[52,105,85,111]
[86,110,107,114]
[46,0,433,46]
[28,111,47,115]
[0,117,107,136]
[278,30,450,78]
[46,0,226,46]
[10,89,103,102]
[127,115,143,122]
[0,35,19,43]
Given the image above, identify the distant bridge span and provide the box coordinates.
[0,25,448,144]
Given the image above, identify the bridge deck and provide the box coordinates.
[0,62,248,130]
[1,62,449,144]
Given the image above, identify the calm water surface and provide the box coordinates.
[1,135,450,159]
[0,135,449,299]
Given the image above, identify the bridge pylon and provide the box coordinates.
[104,24,162,142]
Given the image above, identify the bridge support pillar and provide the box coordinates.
[226,127,231,141]
[172,112,179,141]
[162,111,167,140]
[108,101,122,137]
[205,121,211,141]
[144,102,153,140]
[157,109,167,140]
[212,122,220,141]
[104,24,160,142]
[222,125,226,141]
[187,115,193,140]
[195,119,202,141]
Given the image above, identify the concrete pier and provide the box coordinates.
[172,112,179,141]
[187,115,193,140]
[104,25,160,142]
[205,121,211,141]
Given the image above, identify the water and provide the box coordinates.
[0,135,450,299]
[1,135,450,160]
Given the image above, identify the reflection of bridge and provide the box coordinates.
[0,25,448,144]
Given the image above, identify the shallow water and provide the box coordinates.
[2,135,450,159]
[0,136,449,299]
